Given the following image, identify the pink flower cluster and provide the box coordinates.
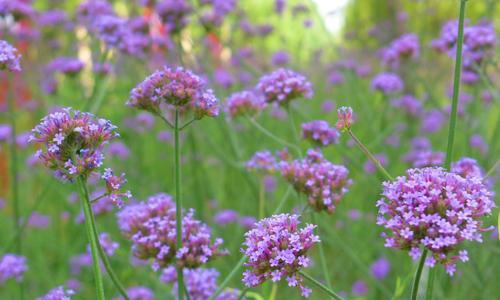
[279,149,352,214]
[376,167,495,275]
[29,108,118,182]
[127,66,219,119]
[301,120,339,147]
[241,214,319,298]
[117,193,227,270]
[224,90,266,119]
[245,150,278,174]
[0,40,21,71]
[256,68,313,105]
[101,168,132,207]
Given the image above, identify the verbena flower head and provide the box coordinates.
[224,90,266,119]
[279,149,352,214]
[0,40,21,71]
[256,68,313,105]
[451,157,484,179]
[127,66,220,119]
[245,150,278,174]
[370,257,390,280]
[29,108,118,182]
[114,286,154,300]
[117,193,227,270]
[37,286,75,300]
[161,267,243,300]
[376,167,495,275]
[47,57,85,75]
[391,95,422,117]
[336,106,354,131]
[0,254,27,284]
[214,209,239,225]
[101,168,132,207]
[371,72,404,94]
[241,214,319,298]
[301,120,339,147]
[155,0,193,34]
[381,33,419,67]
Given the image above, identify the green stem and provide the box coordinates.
[311,214,332,290]
[483,159,499,180]
[286,105,303,156]
[174,109,184,300]
[7,73,21,253]
[444,0,468,170]
[259,178,265,219]
[299,270,345,300]
[273,186,293,215]
[209,256,246,300]
[77,178,105,300]
[237,287,250,300]
[411,249,428,300]
[347,129,394,181]
[246,116,301,156]
[425,268,435,300]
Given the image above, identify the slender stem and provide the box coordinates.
[174,108,184,300]
[259,178,265,219]
[209,256,246,300]
[158,113,175,129]
[183,280,192,300]
[299,270,345,300]
[237,287,250,300]
[273,186,293,215]
[246,116,301,155]
[483,159,499,180]
[180,118,196,131]
[77,178,105,300]
[286,105,302,156]
[7,73,21,253]
[89,207,130,300]
[6,73,23,300]
[411,249,428,300]
[347,129,394,181]
[311,214,332,290]
[444,0,468,170]
[425,268,435,300]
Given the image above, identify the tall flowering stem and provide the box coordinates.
[347,129,393,181]
[426,1,468,299]
[311,214,332,291]
[298,271,345,300]
[174,108,184,300]
[6,74,21,254]
[410,249,428,300]
[77,178,106,300]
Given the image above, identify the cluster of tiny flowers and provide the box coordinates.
[46,57,85,75]
[245,150,278,174]
[154,0,192,34]
[29,108,118,182]
[0,254,27,284]
[391,95,422,117]
[376,167,495,275]
[381,33,420,68]
[256,68,313,105]
[117,193,227,270]
[101,168,132,207]
[127,66,220,119]
[113,286,154,300]
[161,267,243,300]
[36,286,75,300]
[451,157,484,179]
[279,150,352,214]
[241,214,320,298]
[432,20,495,84]
[301,120,339,147]
[224,90,266,119]
[0,40,21,71]
[336,106,354,130]
[371,72,404,94]
[199,0,237,28]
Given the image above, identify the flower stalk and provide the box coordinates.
[174,108,185,300]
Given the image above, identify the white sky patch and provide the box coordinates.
[312,0,349,34]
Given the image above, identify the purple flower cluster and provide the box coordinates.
[37,286,75,300]
[0,40,21,71]
[127,66,219,119]
[199,0,237,28]
[245,150,278,174]
[403,137,444,168]
[224,91,266,119]
[29,108,118,182]
[155,0,192,34]
[102,168,132,207]
[432,20,495,84]
[241,214,319,298]
[381,33,419,68]
[256,68,313,105]
[114,286,154,300]
[117,193,227,270]
[0,254,27,284]
[451,157,484,179]
[279,149,352,214]
[46,57,85,75]
[391,95,422,117]
[376,167,495,275]
[336,106,354,130]
[301,120,339,147]
[371,72,404,94]
[161,267,243,300]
